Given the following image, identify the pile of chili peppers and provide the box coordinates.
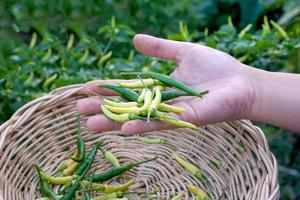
[34,117,157,200]
[99,71,209,129]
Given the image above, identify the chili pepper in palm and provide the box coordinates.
[186,184,210,200]
[99,146,120,167]
[85,157,156,182]
[138,88,147,103]
[138,137,166,144]
[158,103,186,114]
[147,86,162,120]
[98,84,139,101]
[104,90,152,114]
[161,91,187,101]
[74,143,100,176]
[156,113,197,130]
[101,105,141,123]
[71,116,85,162]
[34,165,58,200]
[121,71,209,97]
[91,192,124,200]
[173,154,203,180]
[87,179,134,193]
[119,78,158,88]
[171,192,184,200]
[61,160,92,200]
[103,99,138,107]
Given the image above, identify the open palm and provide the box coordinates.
[77,34,257,134]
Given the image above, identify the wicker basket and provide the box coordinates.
[0,85,280,200]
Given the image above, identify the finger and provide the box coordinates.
[83,79,126,95]
[77,97,104,115]
[133,34,196,61]
[86,115,122,132]
[121,119,176,135]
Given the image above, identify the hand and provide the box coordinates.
[77,34,259,134]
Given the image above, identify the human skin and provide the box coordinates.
[77,34,300,134]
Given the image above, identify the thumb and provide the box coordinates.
[133,34,195,61]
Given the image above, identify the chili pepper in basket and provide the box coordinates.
[98,84,139,101]
[138,137,166,144]
[121,71,209,97]
[101,105,141,123]
[59,151,80,172]
[173,154,203,180]
[99,146,120,167]
[41,172,78,185]
[171,192,184,200]
[87,179,134,193]
[103,99,138,107]
[34,165,58,200]
[85,157,156,182]
[118,78,157,88]
[62,162,80,176]
[186,184,210,200]
[91,192,124,200]
[35,195,63,200]
[61,160,91,200]
[74,143,100,176]
[71,116,85,162]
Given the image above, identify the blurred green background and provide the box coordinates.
[0,0,300,199]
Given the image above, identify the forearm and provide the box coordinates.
[248,67,300,132]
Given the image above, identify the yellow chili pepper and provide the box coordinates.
[173,154,202,180]
[62,162,80,176]
[91,192,124,200]
[158,103,186,114]
[104,98,138,107]
[158,114,197,130]
[87,179,134,193]
[186,184,210,200]
[104,90,152,114]
[102,105,140,123]
[171,192,184,200]
[41,172,78,185]
[118,78,155,88]
[147,86,162,120]
[138,88,147,103]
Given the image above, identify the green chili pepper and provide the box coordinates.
[41,172,78,185]
[99,146,120,167]
[186,184,210,200]
[86,157,156,182]
[270,20,288,39]
[119,78,156,88]
[91,192,123,200]
[121,72,208,97]
[34,165,58,200]
[72,116,85,162]
[238,24,253,38]
[104,99,138,107]
[74,143,100,176]
[161,91,187,101]
[173,154,202,180]
[98,84,139,101]
[171,192,184,200]
[102,105,141,122]
[138,137,166,144]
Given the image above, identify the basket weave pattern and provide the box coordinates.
[0,85,279,200]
